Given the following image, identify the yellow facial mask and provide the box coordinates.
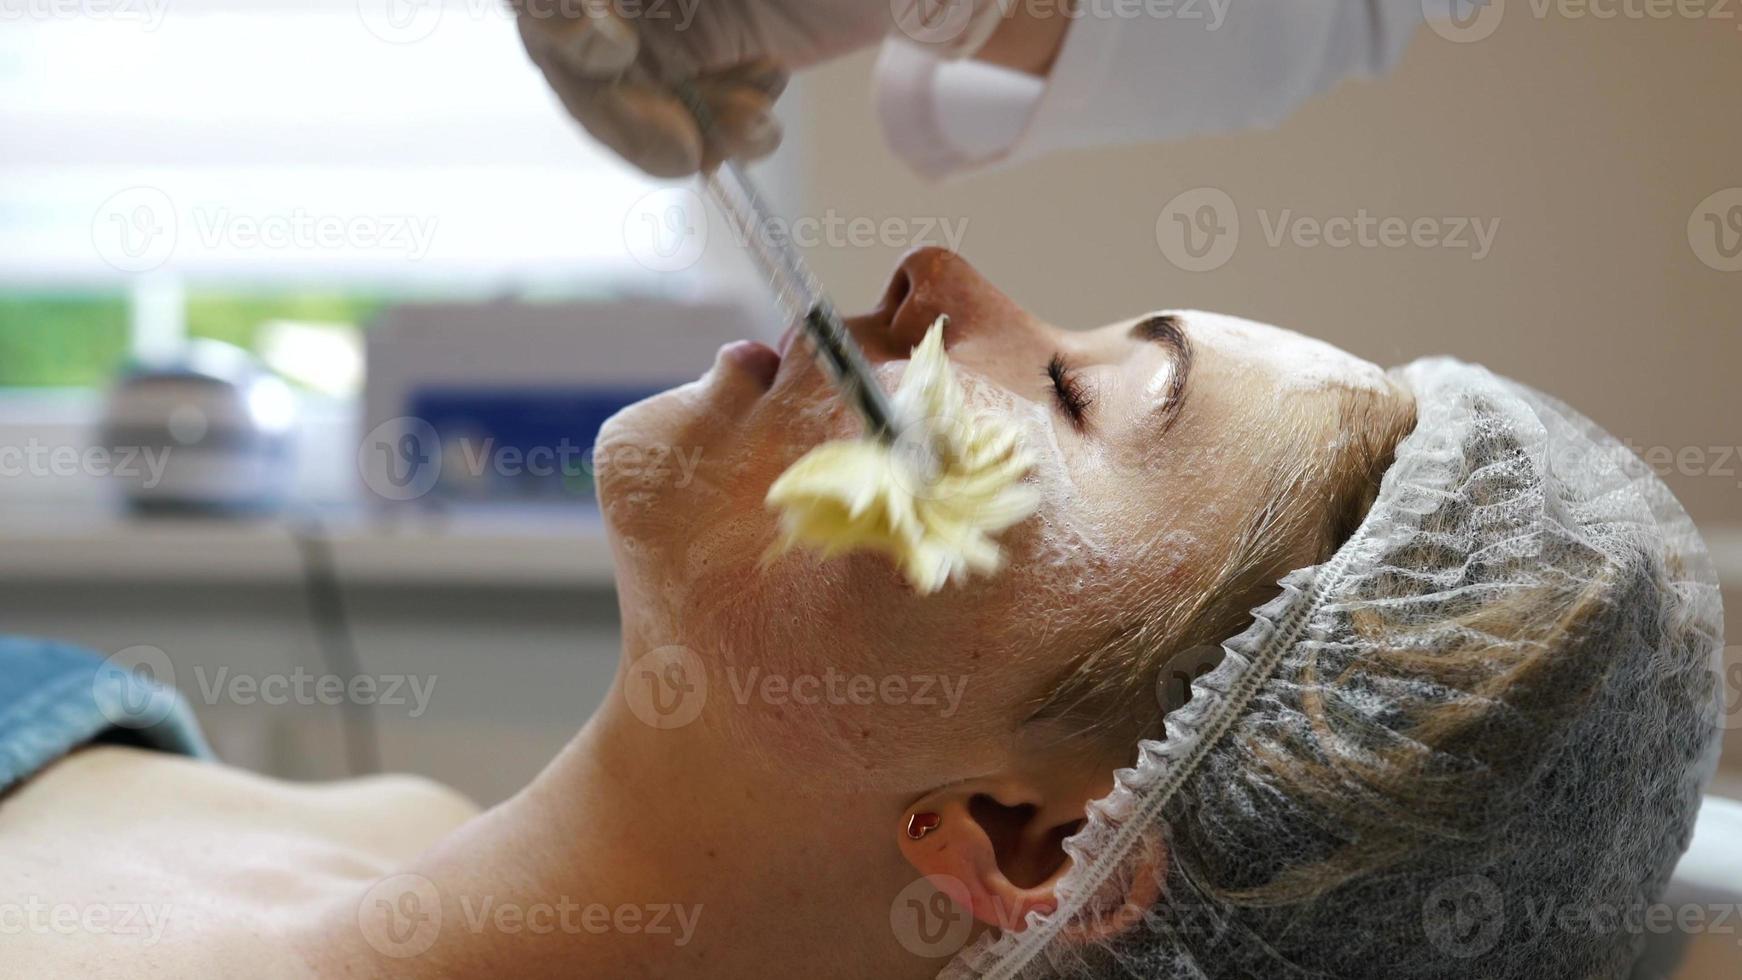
[765,318,1040,594]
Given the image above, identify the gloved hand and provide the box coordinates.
[513,1,1004,177]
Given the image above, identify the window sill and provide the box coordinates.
[0,511,617,591]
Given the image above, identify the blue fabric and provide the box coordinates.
[0,636,211,795]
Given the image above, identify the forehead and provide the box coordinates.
[1074,310,1373,566]
[1173,311,1389,394]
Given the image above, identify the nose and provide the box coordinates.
[845,248,1022,360]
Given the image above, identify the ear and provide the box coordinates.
[897,768,1121,933]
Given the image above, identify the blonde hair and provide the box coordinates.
[1026,378,1419,754]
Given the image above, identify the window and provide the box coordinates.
[0,0,697,389]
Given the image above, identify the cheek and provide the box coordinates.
[683,552,1016,790]
[605,361,1157,776]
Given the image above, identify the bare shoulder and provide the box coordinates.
[2,745,479,850]
[0,746,483,978]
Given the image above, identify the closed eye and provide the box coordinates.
[1046,354,1093,431]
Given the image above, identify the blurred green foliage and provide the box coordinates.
[185,291,388,353]
[0,290,387,388]
[0,293,130,387]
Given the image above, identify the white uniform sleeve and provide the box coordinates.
[873,0,1447,179]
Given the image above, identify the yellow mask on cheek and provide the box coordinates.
[764,319,1040,594]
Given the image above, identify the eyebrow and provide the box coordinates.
[1130,313,1192,432]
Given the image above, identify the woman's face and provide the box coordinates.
[596,248,1387,790]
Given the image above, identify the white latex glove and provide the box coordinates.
[513,0,1002,177]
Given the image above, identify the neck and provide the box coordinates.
[310,665,942,978]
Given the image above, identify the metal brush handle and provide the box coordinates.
[627,53,900,443]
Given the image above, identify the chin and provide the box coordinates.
[592,342,930,675]
[592,378,776,627]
